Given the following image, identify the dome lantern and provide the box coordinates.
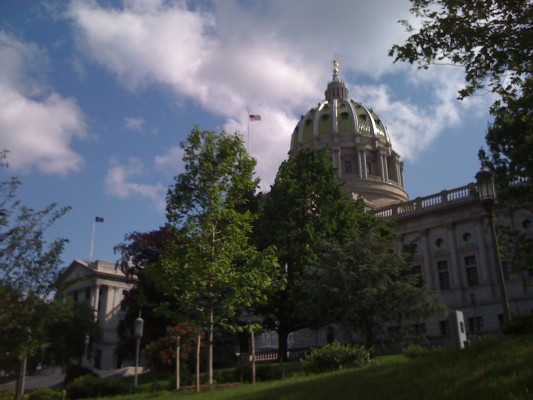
[290,57,409,209]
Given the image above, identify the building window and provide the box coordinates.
[462,232,471,242]
[437,260,451,290]
[435,238,444,248]
[468,317,483,334]
[439,320,449,335]
[85,287,91,302]
[465,255,479,286]
[344,160,353,173]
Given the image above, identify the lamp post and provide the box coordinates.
[470,293,477,317]
[475,169,510,322]
[83,334,90,366]
[134,313,144,388]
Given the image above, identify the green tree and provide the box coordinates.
[0,151,69,386]
[157,127,280,385]
[302,214,443,350]
[255,147,358,361]
[390,0,533,185]
[45,295,100,367]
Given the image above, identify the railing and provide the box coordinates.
[244,348,311,364]
[373,183,477,219]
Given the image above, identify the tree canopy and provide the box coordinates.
[389,0,532,101]
[154,127,280,384]
[255,147,359,360]
[302,214,443,349]
[390,0,533,186]
[0,151,70,376]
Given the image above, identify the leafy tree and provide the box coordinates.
[254,147,358,361]
[114,227,185,364]
[390,0,533,185]
[156,127,280,384]
[0,151,69,381]
[389,0,531,101]
[302,214,443,350]
[45,295,100,367]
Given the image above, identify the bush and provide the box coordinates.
[66,375,129,399]
[502,313,533,335]
[28,388,63,400]
[233,363,279,382]
[63,365,96,385]
[300,342,370,374]
[403,344,439,359]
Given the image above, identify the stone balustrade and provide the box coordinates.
[373,183,477,219]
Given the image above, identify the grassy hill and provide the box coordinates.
[94,334,533,400]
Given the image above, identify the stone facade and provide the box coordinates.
[258,59,533,351]
[58,260,135,369]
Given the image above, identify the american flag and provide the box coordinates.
[249,114,261,121]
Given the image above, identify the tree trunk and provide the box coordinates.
[277,321,289,363]
[208,311,214,385]
[196,334,201,393]
[251,330,256,384]
[175,336,180,391]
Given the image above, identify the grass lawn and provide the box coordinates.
[67,334,533,400]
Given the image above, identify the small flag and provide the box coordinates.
[249,114,261,121]
[95,216,104,223]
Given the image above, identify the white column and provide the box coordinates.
[92,284,101,321]
[360,151,367,179]
[334,148,342,178]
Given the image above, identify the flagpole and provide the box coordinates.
[89,219,96,261]
[247,110,250,152]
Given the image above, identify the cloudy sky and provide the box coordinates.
[0,0,493,266]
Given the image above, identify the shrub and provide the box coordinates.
[502,313,533,335]
[66,375,129,399]
[63,365,96,385]
[403,344,440,359]
[233,363,279,382]
[0,391,16,400]
[300,342,370,374]
[28,388,63,400]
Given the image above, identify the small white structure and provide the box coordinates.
[58,260,136,369]
[448,310,468,350]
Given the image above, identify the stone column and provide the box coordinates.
[360,151,368,179]
[92,284,101,321]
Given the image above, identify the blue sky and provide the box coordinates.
[0,0,493,267]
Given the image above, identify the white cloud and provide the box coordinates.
[68,0,487,188]
[124,117,145,132]
[0,31,86,175]
[154,146,184,176]
[105,157,167,210]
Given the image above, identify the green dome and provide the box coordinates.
[291,99,391,150]
[289,57,408,210]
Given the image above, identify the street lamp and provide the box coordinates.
[134,313,144,388]
[475,169,510,322]
[83,334,90,365]
[470,293,477,317]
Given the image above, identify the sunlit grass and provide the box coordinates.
[101,334,533,400]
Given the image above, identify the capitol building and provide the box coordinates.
[279,58,533,349]
[61,60,533,367]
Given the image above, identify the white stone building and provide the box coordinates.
[259,58,533,351]
[58,260,135,369]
